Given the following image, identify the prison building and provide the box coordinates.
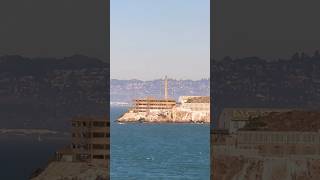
[178,96,210,111]
[133,97,176,112]
[71,116,109,167]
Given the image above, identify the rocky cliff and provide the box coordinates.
[213,155,320,180]
[30,162,108,180]
[212,111,320,180]
[117,108,210,123]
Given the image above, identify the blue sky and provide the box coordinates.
[111,0,209,80]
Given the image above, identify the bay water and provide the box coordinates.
[0,107,209,179]
[110,107,210,179]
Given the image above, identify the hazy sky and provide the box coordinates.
[111,0,210,80]
[213,0,320,60]
[0,0,107,60]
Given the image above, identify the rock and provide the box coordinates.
[117,108,210,123]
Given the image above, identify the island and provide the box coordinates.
[117,96,210,123]
[117,77,210,124]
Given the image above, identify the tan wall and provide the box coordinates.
[133,99,176,112]
[212,131,320,156]
[238,131,320,145]
[181,103,210,111]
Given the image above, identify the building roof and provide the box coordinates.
[185,96,210,103]
[241,110,320,132]
[133,97,176,102]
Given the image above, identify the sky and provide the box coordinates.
[111,0,210,80]
[0,0,107,60]
[213,0,320,60]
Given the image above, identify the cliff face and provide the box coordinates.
[117,109,210,123]
[213,155,320,180]
[212,111,320,180]
[211,54,320,122]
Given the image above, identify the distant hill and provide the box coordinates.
[110,78,210,103]
[0,55,108,130]
[212,51,320,121]
[2,52,320,129]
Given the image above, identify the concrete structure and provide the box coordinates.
[31,116,109,179]
[70,116,109,167]
[213,130,320,156]
[218,108,295,133]
[118,76,210,123]
[56,147,74,162]
[238,130,320,144]
[178,96,210,111]
[132,76,176,113]
[133,97,176,112]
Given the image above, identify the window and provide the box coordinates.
[92,144,105,149]
[93,132,105,138]
[81,133,90,138]
[93,121,105,127]
[93,155,104,159]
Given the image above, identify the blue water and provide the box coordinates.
[0,107,209,179]
[0,136,69,180]
[111,107,210,180]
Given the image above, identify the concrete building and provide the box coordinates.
[132,76,176,113]
[213,130,320,156]
[218,108,295,133]
[178,96,210,111]
[70,116,109,167]
[133,97,176,112]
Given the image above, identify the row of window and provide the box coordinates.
[135,100,175,102]
[76,154,109,160]
[92,144,109,150]
[72,143,109,150]
[93,154,109,159]
[72,121,110,127]
[72,132,110,138]
[135,107,173,109]
[135,103,175,105]
[239,133,320,144]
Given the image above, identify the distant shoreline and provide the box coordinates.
[117,121,210,125]
[0,128,69,137]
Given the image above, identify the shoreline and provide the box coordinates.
[116,121,210,125]
[0,128,69,139]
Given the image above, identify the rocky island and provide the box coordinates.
[117,96,210,123]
